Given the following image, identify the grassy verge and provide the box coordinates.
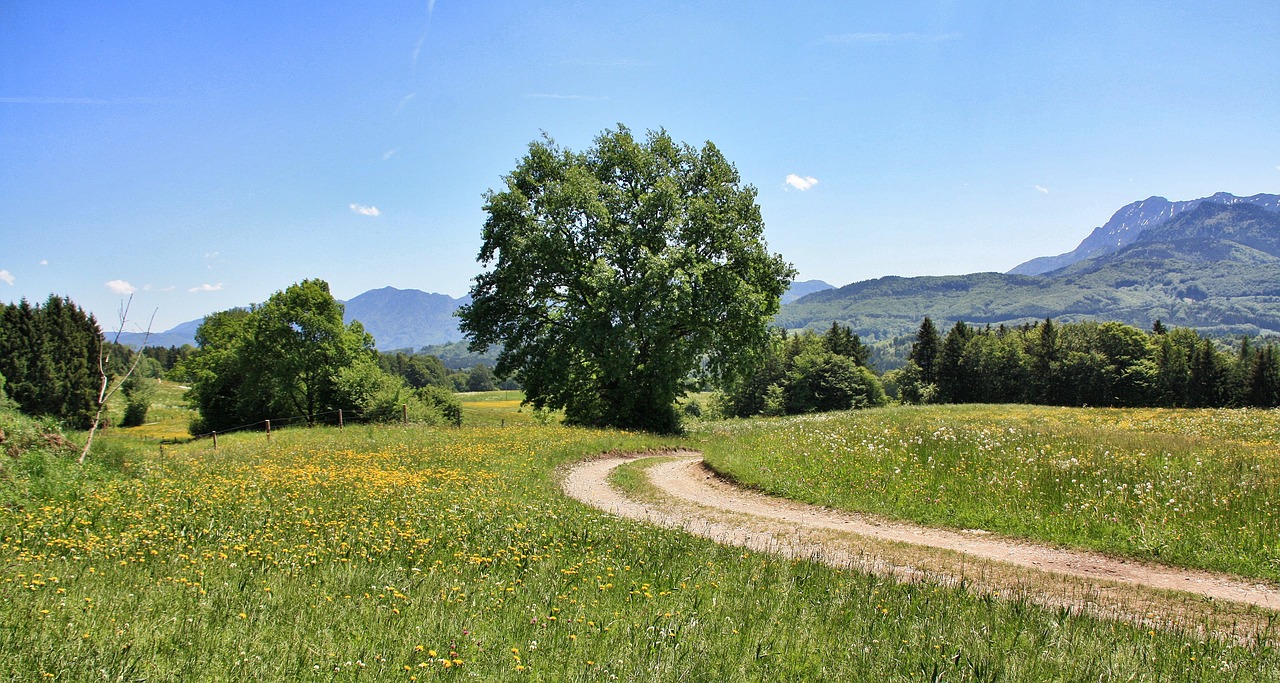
[607,457,675,504]
[699,404,1280,581]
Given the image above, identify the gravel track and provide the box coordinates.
[562,451,1280,637]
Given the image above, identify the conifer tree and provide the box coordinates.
[908,317,941,385]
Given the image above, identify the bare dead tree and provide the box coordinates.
[79,295,156,464]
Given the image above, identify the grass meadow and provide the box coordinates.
[2,399,1279,681]
[700,404,1280,581]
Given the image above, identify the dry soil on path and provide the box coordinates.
[562,451,1280,640]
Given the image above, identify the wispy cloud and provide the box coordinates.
[0,270,14,285]
[410,1,435,71]
[784,174,820,191]
[1035,185,1050,194]
[394,92,416,114]
[818,32,961,45]
[349,203,382,217]
[558,59,654,68]
[189,283,223,293]
[39,259,48,266]
[106,279,136,294]
[527,93,609,101]
[0,96,164,105]
[383,149,398,161]
[412,33,427,69]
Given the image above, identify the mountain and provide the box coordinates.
[113,317,202,349]
[781,279,834,304]
[342,287,469,351]
[113,328,199,349]
[113,287,469,351]
[780,201,1280,342]
[1009,192,1280,275]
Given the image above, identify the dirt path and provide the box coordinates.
[562,452,1280,638]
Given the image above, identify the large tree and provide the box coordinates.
[183,279,378,431]
[459,126,795,432]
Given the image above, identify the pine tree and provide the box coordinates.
[935,321,974,403]
[1247,345,1280,407]
[822,321,870,367]
[0,295,101,428]
[1029,318,1060,404]
[908,317,941,385]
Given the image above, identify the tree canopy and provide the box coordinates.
[459,125,795,432]
[182,279,395,432]
[887,317,1280,409]
[717,324,887,418]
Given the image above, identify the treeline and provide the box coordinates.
[890,317,1280,408]
[0,286,514,435]
[377,352,517,393]
[0,296,102,428]
[177,279,463,435]
[717,322,888,417]
[0,295,206,429]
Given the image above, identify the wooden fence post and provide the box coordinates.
[338,409,344,430]
[402,403,408,424]
[265,419,271,442]
[212,431,218,450]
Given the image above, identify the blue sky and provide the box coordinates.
[2,1,1278,332]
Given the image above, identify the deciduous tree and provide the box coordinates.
[459,126,794,432]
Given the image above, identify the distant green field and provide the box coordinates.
[457,390,544,427]
[702,404,1280,581]
[2,397,1278,681]
[114,380,195,441]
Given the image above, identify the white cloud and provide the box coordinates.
[1035,185,1050,194]
[39,259,48,266]
[189,283,224,293]
[784,174,820,191]
[394,92,416,114]
[204,251,219,259]
[349,203,382,217]
[0,270,14,285]
[383,148,398,161]
[106,279,137,294]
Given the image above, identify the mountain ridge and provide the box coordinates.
[782,200,1280,343]
[1008,192,1280,275]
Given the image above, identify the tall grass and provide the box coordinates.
[701,404,1280,581]
[2,405,1278,680]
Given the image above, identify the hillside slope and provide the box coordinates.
[779,202,1280,341]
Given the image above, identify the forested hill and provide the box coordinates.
[777,201,1280,342]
